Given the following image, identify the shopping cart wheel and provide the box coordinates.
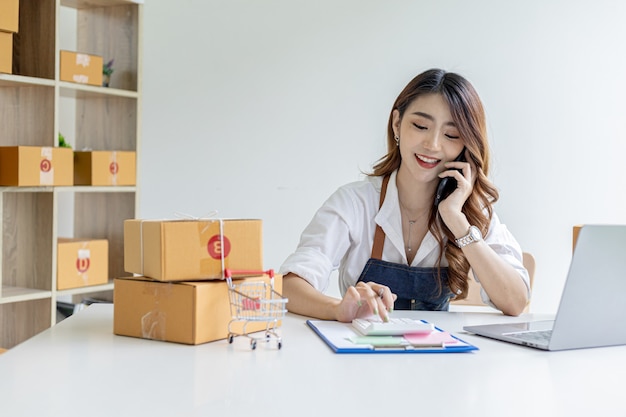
[228,335,234,344]
[251,340,257,350]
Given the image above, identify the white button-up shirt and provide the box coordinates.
[279,170,530,306]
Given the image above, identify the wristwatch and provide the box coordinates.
[455,225,482,248]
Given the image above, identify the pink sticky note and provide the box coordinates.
[403,331,460,345]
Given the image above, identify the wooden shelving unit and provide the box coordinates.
[0,0,143,349]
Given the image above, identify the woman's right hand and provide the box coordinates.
[335,281,396,323]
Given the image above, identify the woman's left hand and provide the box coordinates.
[437,149,476,220]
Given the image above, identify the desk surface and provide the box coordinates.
[0,304,623,416]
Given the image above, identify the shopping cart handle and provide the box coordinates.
[224,268,275,279]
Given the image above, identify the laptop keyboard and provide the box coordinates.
[506,329,553,345]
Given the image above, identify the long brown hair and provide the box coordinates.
[370,68,499,299]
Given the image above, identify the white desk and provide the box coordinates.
[0,304,623,416]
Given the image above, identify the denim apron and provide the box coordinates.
[356,175,453,310]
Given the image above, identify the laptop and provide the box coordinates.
[463,225,626,351]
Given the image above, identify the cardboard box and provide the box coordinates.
[573,225,583,252]
[0,0,19,33]
[57,238,109,290]
[60,50,103,87]
[124,219,263,281]
[74,151,136,186]
[113,274,284,345]
[0,31,12,74]
[0,146,73,186]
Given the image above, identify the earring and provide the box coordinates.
[394,136,399,146]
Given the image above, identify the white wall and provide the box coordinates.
[141,0,626,313]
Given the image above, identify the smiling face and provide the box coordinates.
[392,93,465,185]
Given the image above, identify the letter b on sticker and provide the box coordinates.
[207,235,231,259]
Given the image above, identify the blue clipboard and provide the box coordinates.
[307,319,479,354]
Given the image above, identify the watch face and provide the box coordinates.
[470,226,482,241]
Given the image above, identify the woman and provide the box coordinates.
[279,68,530,322]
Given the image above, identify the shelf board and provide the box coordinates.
[0,286,52,304]
[0,75,137,98]
[61,0,143,9]
[56,282,114,297]
[59,82,139,99]
[0,74,55,88]
[55,186,137,193]
[0,186,55,193]
[0,186,136,193]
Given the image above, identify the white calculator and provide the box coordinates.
[351,317,434,336]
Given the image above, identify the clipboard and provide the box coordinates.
[307,319,479,354]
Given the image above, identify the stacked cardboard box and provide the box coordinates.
[0,0,19,74]
[114,273,282,345]
[114,218,283,345]
[123,219,263,281]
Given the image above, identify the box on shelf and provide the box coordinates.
[57,238,109,290]
[124,218,263,281]
[113,273,283,345]
[60,50,103,87]
[0,0,19,33]
[0,146,73,186]
[0,31,12,74]
[74,151,136,186]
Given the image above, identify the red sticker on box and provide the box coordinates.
[207,235,231,259]
[109,162,119,175]
[76,258,90,273]
[40,159,52,173]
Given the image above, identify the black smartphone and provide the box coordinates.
[434,148,467,207]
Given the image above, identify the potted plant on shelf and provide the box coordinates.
[58,133,72,149]
[103,59,114,87]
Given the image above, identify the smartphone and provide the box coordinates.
[434,148,467,207]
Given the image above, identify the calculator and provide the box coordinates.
[351,317,434,336]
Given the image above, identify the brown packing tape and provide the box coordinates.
[197,219,225,277]
[139,280,174,341]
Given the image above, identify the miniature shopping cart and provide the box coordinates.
[225,269,288,350]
